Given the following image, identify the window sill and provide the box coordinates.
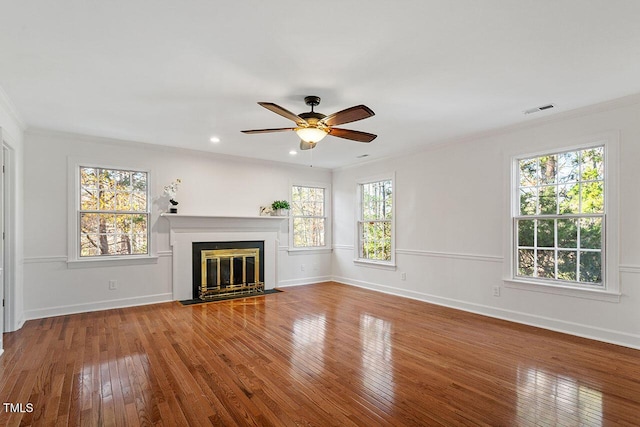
[67,255,159,268]
[503,278,621,303]
[287,247,333,255]
[353,259,397,271]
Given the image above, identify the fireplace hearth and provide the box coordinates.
[192,241,265,301]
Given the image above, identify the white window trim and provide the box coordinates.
[354,172,396,268]
[288,180,332,253]
[67,158,157,265]
[503,132,620,302]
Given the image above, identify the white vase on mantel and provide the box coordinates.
[274,209,288,216]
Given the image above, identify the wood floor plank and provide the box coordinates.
[2,282,640,426]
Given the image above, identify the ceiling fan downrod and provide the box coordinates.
[304,96,321,112]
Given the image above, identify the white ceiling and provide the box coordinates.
[2,1,640,169]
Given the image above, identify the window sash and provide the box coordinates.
[513,146,605,288]
[361,180,393,221]
[291,185,327,248]
[514,214,604,286]
[79,166,149,257]
[358,219,392,261]
[357,178,394,263]
[293,217,326,248]
[80,209,148,215]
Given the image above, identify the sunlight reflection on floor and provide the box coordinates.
[291,314,327,377]
[360,314,395,409]
[516,366,603,426]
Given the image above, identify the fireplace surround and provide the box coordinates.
[161,214,286,301]
[192,240,265,300]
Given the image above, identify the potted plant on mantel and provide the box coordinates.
[164,179,182,213]
[271,200,290,216]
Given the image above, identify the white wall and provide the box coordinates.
[332,98,640,349]
[0,87,25,334]
[23,130,332,318]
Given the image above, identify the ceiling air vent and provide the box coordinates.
[524,104,555,115]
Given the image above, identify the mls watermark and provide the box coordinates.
[3,402,34,413]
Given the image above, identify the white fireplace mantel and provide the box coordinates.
[161,214,288,300]
[161,213,287,236]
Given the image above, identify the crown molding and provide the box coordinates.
[334,92,640,172]
[25,127,333,172]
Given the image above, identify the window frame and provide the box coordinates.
[67,160,157,266]
[504,135,620,301]
[355,173,396,268]
[288,181,331,253]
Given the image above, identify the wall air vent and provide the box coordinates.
[524,104,555,115]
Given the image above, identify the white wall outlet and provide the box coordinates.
[301,264,305,272]
[109,280,117,290]
[401,272,407,281]
[492,286,501,297]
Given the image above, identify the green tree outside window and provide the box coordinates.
[516,147,604,285]
[79,167,149,257]
[359,180,393,261]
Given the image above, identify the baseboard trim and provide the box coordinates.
[277,276,332,288]
[7,315,26,332]
[332,276,640,350]
[24,293,173,320]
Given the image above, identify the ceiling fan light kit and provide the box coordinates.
[241,95,376,150]
[299,140,317,151]
[295,127,327,143]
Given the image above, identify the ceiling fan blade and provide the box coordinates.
[321,105,375,126]
[299,140,317,150]
[328,128,377,142]
[241,127,295,134]
[258,102,308,125]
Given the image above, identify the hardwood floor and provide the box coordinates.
[1,282,639,426]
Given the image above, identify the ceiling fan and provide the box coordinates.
[241,96,377,150]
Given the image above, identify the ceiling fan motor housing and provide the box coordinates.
[298,111,326,126]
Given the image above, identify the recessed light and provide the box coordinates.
[289,150,297,155]
[210,136,221,143]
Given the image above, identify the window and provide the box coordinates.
[79,166,149,257]
[514,146,605,287]
[358,177,394,263]
[291,185,326,248]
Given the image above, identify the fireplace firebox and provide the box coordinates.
[192,241,265,300]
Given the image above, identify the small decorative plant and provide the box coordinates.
[271,200,290,210]
[164,179,182,212]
